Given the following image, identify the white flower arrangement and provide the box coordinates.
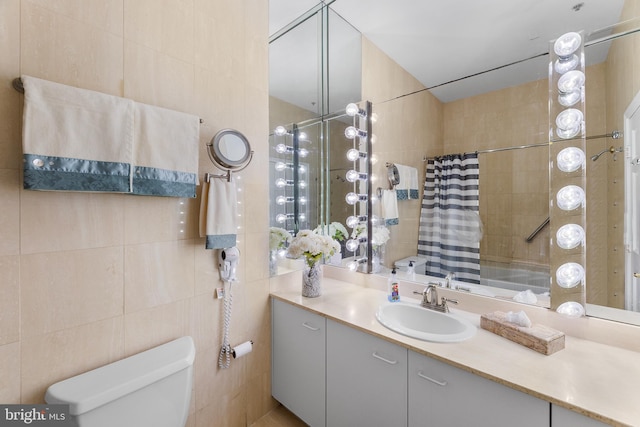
[313,221,348,242]
[288,229,341,267]
[269,227,292,251]
[351,224,390,248]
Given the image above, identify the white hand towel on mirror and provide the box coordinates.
[21,75,134,192]
[199,176,238,249]
[394,164,419,200]
[133,102,199,197]
[382,189,399,226]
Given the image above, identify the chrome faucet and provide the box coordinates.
[445,272,455,289]
[413,283,458,313]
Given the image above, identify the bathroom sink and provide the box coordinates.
[376,302,476,343]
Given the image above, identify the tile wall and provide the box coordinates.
[0,1,274,425]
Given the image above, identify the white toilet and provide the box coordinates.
[45,336,195,427]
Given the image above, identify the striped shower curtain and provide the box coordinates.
[418,153,482,284]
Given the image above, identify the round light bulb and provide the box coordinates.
[556,125,581,140]
[557,147,585,172]
[276,195,287,205]
[556,108,583,131]
[554,32,582,58]
[275,143,288,154]
[274,125,287,136]
[345,170,361,182]
[298,180,307,189]
[558,89,581,107]
[345,126,358,139]
[345,239,360,252]
[299,196,307,205]
[556,224,585,249]
[554,54,579,74]
[347,149,363,161]
[276,214,287,223]
[556,185,585,211]
[556,262,585,288]
[347,260,359,271]
[345,192,360,205]
[298,165,306,173]
[274,161,287,171]
[558,70,585,93]
[275,178,287,188]
[345,103,361,117]
[298,131,308,141]
[298,213,306,221]
[346,215,360,228]
[556,301,585,318]
[298,148,309,158]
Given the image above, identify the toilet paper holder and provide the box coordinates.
[231,340,253,359]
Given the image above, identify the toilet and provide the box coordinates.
[45,336,195,427]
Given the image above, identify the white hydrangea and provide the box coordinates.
[313,221,348,242]
[288,229,341,267]
[351,224,390,248]
[269,227,292,251]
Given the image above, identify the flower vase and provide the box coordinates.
[302,262,323,297]
[269,250,278,277]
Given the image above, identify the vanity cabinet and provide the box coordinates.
[326,319,408,427]
[271,299,326,427]
[408,350,549,427]
[551,404,610,426]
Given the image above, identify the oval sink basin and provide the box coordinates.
[376,302,476,343]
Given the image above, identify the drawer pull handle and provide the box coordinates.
[302,322,320,331]
[372,352,398,365]
[418,371,447,386]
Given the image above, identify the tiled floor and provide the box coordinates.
[250,405,307,427]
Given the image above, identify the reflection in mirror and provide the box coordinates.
[207,129,252,175]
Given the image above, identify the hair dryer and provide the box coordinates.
[219,246,240,282]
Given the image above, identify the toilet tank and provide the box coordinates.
[45,336,195,427]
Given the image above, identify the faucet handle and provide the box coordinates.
[440,297,458,313]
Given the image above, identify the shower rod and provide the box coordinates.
[473,130,622,155]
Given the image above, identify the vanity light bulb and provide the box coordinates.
[556,263,585,289]
[556,126,581,140]
[556,301,585,318]
[346,215,360,228]
[554,54,579,74]
[276,214,287,223]
[275,195,287,205]
[558,70,585,93]
[347,260,359,271]
[346,170,366,182]
[556,147,585,173]
[556,108,583,131]
[274,162,287,171]
[347,149,365,162]
[275,178,287,188]
[556,185,585,211]
[299,196,307,205]
[345,239,360,252]
[345,126,367,140]
[556,224,585,249]
[298,180,307,189]
[554,32,582,58]
[558,89,581,107]
[275,143,289,154]
[298,165,306,173]
[299,213,306,221]
[274,125,287,136]
[298,148,309,158]
[298,131,308,141]
[346,103,365,117]
[346,192,365,205]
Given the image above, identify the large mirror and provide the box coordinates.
[269,0,640,325]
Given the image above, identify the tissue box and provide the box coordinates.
[480,311,565,355]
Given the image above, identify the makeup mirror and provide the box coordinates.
[208,129,253,171]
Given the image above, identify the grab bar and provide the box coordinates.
[526,217,550,243]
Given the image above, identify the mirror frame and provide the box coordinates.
[209,129,253,170]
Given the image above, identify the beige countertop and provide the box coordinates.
[270,267,640,427]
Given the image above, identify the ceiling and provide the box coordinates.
[270,0,625,104]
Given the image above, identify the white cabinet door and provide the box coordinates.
[326,319,407,427]
[272,299,326,427]
[408,350,549,427]
[552,404,610,426]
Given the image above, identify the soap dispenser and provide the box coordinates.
[407,260,415,280]
[387,268,400,302]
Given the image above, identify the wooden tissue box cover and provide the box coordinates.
[480,311,565,355]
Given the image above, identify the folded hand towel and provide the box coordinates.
[21,75,134,192]
[395,164,419,200]
[382,189,399,226]
[133,102,199,197]
[199,176,238,249]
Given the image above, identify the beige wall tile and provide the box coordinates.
[0,342,21,403]
[26,0,124,36]
[124,195,199,245]
[21,317,124,403]
[0,170,20,256]
[0,256,20,346]
[21,246,124,338]
[21,1,124,96]
[0,0,22,171]
[20,191,125,254]
[124,240,195,313]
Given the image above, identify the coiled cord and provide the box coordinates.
[218,280,233,369]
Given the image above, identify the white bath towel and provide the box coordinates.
[382,189,399,226]
[133,102,200,197]
[199,176,238,249]
[21,75,134,192]
[395,164,419,200]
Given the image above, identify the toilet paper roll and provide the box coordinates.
[232,340,253,359]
